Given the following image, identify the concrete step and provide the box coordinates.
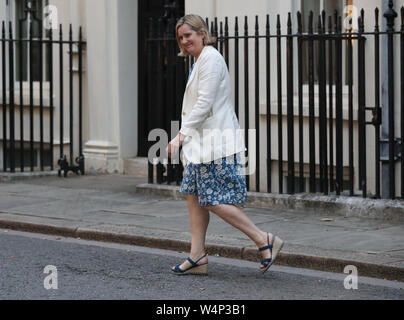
[123,157,149,178]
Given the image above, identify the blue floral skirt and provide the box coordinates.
[180,153,248,206]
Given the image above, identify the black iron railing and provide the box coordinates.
[0,21,86,177]
[146,3,404,200]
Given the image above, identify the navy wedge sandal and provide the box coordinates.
[171,254,208,275]
[259,233,284,274]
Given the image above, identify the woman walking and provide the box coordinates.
[166,14,283,275]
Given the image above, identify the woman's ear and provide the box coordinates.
[201,31,207,45]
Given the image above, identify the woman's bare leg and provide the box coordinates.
[204,204,273,267]
[171,194,209,270]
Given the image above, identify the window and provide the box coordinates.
[7,0,50,83]
[300,0,349,85]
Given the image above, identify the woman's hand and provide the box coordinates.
[166,133,186,159]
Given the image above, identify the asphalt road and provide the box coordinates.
[1,229,403,302]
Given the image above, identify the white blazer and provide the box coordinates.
[179,45,246,165]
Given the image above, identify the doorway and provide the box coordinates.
[138,0,184,156]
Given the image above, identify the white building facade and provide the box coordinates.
[0,0,403,198]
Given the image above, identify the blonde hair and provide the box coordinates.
[175,14,216,57]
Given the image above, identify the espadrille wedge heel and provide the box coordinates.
[171,254,208,276]
[259,233,284,274]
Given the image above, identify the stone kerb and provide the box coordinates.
[136,183,404,222]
